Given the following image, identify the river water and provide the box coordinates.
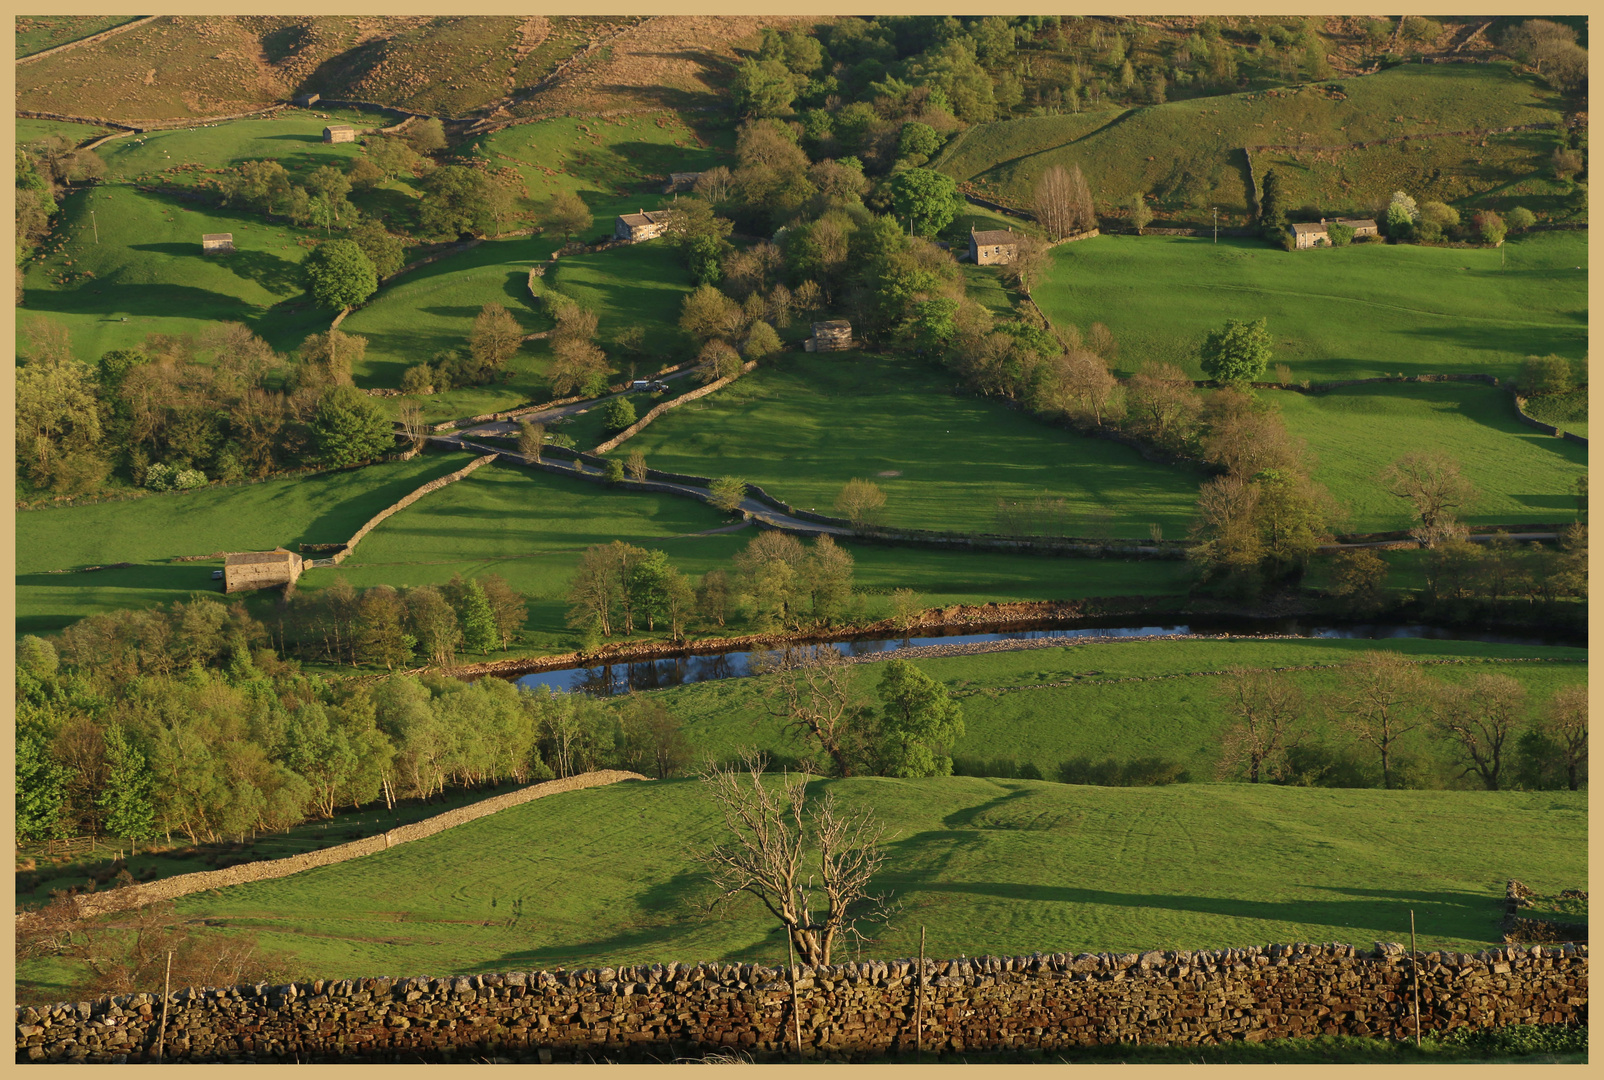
[510,616,1582,697]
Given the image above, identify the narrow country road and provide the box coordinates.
[456,368,699,439]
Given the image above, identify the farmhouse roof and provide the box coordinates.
[1288,222,1328,235]
[1335,217,1377,230]
[813,319,851,332]
[202,233,233,242]
[971,227,1018,245]
[324,123,355,132]
[225,549,298,567]
[617,209,671,227]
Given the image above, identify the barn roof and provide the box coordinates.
[324,123,355,131]
[971,227,1018,245]
[202,233,233,242]
[617,210,671,228]
[225,549,298,566]
[813,319,851,332]
[1288,222,1328,235]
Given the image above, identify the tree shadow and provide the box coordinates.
[262,133,326,144]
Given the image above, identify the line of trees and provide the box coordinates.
[1214,653,1587,792]
[16,599,693,847]
[16,318,398,498]
[281,572,527,667]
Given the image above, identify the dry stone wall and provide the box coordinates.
[593,362,758,454]
[326,454,496,565]
[16,943,1586,1063]
[37,771,645,924]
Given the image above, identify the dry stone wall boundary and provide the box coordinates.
[15,942,1586,1063]
[593,362,758,454]
[46,771,646,923]
[326,454,496,565]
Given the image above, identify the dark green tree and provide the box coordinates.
[601,396,638,432]
[302,239,378,310]
[875,658,965,777]
[730,58,798,117]
[16,727,69,842]
[311,385,395,467]
[457,579,500,655]
[1200,317,1273,386]
[349,221,409,279]
[889,168,964,236]
[97,725,157,845]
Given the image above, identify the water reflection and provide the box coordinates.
[512,617,1578,698]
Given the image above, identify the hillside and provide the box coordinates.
[124,777,1585,988]
[936,64,1568,223]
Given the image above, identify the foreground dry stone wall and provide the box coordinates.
[16,943,1585,1063]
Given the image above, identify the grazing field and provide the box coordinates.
[648,636,1588,781]
[543,241,699,362]
[936,64,1567,223]
[1032,231,1587,382]
[17,186,333,361]
[340,234,558,419]
[1274,383,1588,532]
[15,118,112,146]
[614,352,1205,538]
[1522,389,1589,439]
[144,777,1584,982]
[14,452,474,634]
[92,113,385,186]
[14,15,145,58]
[466,113,728,244]
[319,460,1194,655]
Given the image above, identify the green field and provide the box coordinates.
[544,241,698,362]
[14,452,475,634]
[340,234,559,419]
[16,118,112,146]
[14,15,143,58]
[613,352,1205,538]
[18,186,334,361]
[1275,383,1587,532]
[936,64,1566,222]
[131,777,1584,984]
[1032,231,1587,382]
[319,459,1195,655]
[466,113,728,245]
[92,113,385,186]
[649,636,1588,781]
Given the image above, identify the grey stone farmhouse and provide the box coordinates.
[969,227,1019,265]
[1287,217,1379,249]
[614,209,672,243]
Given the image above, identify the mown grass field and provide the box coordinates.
[14,452,474,634]
[17,186,334,361]
[1032,231,1587,382]
[936,64,1566,223]
[649,636,1588,782]
[125,777,1584,986]
[320,460,1195,655]
[1274,382,1587,532]
[613,352,1206,538]
[466,113,728,244]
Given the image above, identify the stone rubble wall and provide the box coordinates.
[32,771,646,926]
[326,454,497,565]
[16,942,1586,1063]
[592,362,758,454]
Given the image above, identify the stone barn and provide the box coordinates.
[614,209,672,243]
[663,172,702,194]
[293,93,321,107]
[322,124,356,144]
[969,227,1019,266]
[804,319,854,352]
[1288,217,1380,249]
[201,233,234,254]
[223,549,303,594]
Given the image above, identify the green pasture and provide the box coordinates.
[1273,383,1588,532]
[649,636,1587,782]
[140,776,1585,982]
[17,186,333,361]
[16,117,112,146]
[937,64,1566,221]
[467,113,727,243]
[1032,231,1587,382]
[92,113,384,185]
[14,452,474,635]
[612,352,1205,538]
[14,15,141,58]
[544,241,698,360]
[1522,389,1588,439]
[317,460,1194,656]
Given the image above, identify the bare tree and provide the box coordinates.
[751,645,870,777]
[1032,163,1097,240]
[1430,673,1525,791]
[1334,650,1426,789]
[1002,233,1052,294]
[1381,453,1477,545]
[834,478,886,526]
[518,421,546,462]
[1540,684,1588,791]
[695,751,894,965]
[1214,667,1305,782]
[396,400,427,448]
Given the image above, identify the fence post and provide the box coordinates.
[156,950,173,1061]
[1410,910,1421,1047]
[916,925,926,1060]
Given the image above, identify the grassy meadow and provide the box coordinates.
[14,452,475,634]
[1032,231,1587,382]
[17,186,334,361]
[15,15,144,58]
[92,113,384,185]
[648,636,1588,781]
[936,64,1567,223]
[1275,382,1588,532]
[118,776,1587,986]
[16,118,112,146]
[612,351,1206,538]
